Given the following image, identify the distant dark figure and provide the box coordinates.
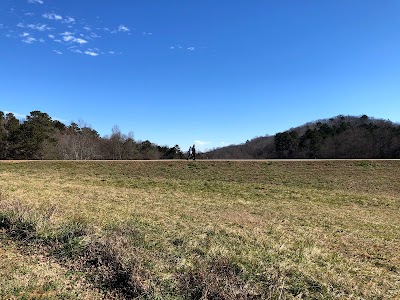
[187,146,192,160]
[192,144,196,160]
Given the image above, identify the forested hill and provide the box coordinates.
[0,110,184,160]
[2,111,399,160]
[205,115,400,159]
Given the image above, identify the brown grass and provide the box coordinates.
[0,160,399,299]
[0,238,105,299]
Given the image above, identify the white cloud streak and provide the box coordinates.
[27,23,51,31]
[118,25,130,32]
[63,17,75,24]
[63,35,88,44]
[84,49,99,56]
[42,13,62,21]
[170,45,197,52]
[4,111,26,119]
[75,38,87,44]
[89,32,101,39]
[27,0,44,4]
[60,32,87,44]
[23,36,36,43]
[195,140,211,146]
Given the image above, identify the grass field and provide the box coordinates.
[0,160,399,299]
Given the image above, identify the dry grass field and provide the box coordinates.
[0,160,399,299]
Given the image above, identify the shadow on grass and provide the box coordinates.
[0,200,151,299]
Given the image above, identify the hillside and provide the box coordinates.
[205,115,400,159]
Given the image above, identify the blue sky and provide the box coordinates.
[1,1,400,151]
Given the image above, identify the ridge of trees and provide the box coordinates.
[205,115,400,159]
[0,110,183,160]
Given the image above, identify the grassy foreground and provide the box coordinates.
[0,160,399,299]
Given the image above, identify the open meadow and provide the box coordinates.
[0,160,399,299]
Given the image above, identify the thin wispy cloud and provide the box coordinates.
[53,116,66,122]
[4,111,26,119]
[169,45,198,52]
[74,38,87,44]
[60,31,73,36]
[70,48,82,54]
[63,36,88,44]
[118,25,130,32]
[195,140,211,146]
[42,13,63,21]
[27,0,44,4]
[85,49,99,57]
[23,36,37,43]
[89,32,101,39]
[26,23,52,31]
[169,45,183,50]
[62,35,73,42]
[53,50,62,55]
[60,32,88,44]
[63,17,75,24]
[194,140,212,152]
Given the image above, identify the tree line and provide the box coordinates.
[0,111,184,160]
[206,115,400,159]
